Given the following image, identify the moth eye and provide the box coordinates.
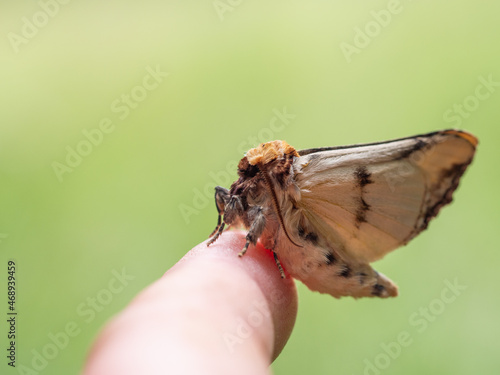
[238,163,259,178]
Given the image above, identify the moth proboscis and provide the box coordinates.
[207,129,478,299]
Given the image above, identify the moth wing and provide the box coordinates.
[292,129,477,265]
[275,238,400,298]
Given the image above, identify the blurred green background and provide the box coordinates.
[1,1,499,374]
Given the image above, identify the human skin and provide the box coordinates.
[83,231,298,375]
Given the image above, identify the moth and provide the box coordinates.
[207,129,478,298]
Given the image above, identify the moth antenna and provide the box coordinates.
[258,165,303,248]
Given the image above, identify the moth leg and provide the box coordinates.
[207,222,225,246]
[209,186,230,238]
[238,206,266,257]
[273,251,286,279]
[208,193,243,247]
[209,214,222,238]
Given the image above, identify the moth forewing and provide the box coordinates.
[206,130,478,299]
[292,130,477,265]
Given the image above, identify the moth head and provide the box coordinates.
[244,140,299,167]
[237,157,260,178]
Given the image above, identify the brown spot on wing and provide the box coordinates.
[354,167,372,229]
[338,265,351,278]
[298,224,319,245]
[356,272,368,285]
[395,139,428,160]
[325,252,336,265]
[420,160,473,232]
[355,197,370,227]
[371,284,386,297]
[355,166,373,187]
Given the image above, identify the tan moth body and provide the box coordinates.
[207,130,478,299]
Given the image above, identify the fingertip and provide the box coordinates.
[175,230,298,361]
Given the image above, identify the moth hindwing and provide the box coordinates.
[207,130,478,299]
